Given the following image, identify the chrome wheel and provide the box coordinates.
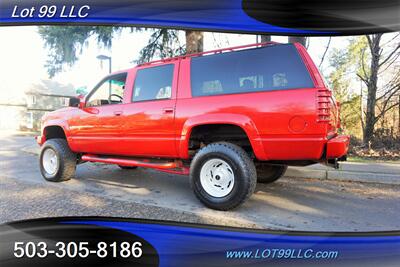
[200,158,235,198]
[42,148,58,175]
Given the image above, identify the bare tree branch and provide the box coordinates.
[366,35,373,52]
[376,85,400,121]
[379,44,400,67]
[375,101,400,122]
[360,47,369,81]
[357,73,369,86]
[377,76,400,101]
[319,37,331,68]
[378,52,400,74]
[381,33,400,47]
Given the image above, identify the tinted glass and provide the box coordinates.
[133,64,174,102]
[191,44,314,97]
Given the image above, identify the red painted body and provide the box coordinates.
[38,42,349,171]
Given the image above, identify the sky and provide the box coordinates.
[0,26,348,102]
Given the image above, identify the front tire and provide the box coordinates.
[190,142,257,211]
[39,139,76,182]
[256,163,287,183]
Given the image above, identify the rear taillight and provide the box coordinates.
[316,88,331,123]
[317,88,337,136]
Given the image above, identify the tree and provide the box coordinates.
[38,26,119,77]
[135,28,185,64]
[288,36,307,47]
[328,46,362,138]
[185,31,203,54]
[327,34,400,145]
[39,26,203,77]
[260,35,271,42]
[356,34,400,145]
[319,37,332,68]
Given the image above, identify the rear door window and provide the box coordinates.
[133,64,174,102]
[191,44,314,97]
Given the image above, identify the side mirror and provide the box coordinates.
[78,94,86,109]
[69,94,86,108]
[68,97,80,107]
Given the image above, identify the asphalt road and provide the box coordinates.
[1,134,399,231]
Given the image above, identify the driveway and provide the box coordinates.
[1,133,399,231]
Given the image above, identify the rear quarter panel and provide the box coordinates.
[176,57,327,161]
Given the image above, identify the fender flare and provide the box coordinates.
[41,120,70,143]
[178,113,267,160]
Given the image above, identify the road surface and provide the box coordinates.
[1,133,399,231]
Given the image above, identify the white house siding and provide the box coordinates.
[0,105,25,130]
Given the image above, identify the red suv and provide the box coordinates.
[37,42,349,210]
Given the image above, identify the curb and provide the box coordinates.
[326,170,400,185]
[22,145,399,186]
[285,167,400,185]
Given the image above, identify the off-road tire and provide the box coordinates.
[39,138,76,182]
[118,165,138,170]
[190,142,257,211]
[256,164,287,183]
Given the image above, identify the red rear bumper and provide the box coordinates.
[326,135,350,159]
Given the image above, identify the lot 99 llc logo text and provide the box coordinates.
[11,5,90,18]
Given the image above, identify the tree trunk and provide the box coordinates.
[363,34,382,145]
[186,31,204,54]
[360,81,365,131]
[288,36,307,47]
[260,35,271,42]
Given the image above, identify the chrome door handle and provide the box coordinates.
[163,107,174,114]
[114,111,123,116]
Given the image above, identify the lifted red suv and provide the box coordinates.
[37,42,349,210]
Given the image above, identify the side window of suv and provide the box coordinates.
[133,64,174,102]
[191,44,314,97]
[86,73,127,107]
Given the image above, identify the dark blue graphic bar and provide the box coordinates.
[1,217,399,267]
[0,0,399,35]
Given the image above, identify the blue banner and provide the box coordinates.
[1,217,399,266]
[0,0,399,35]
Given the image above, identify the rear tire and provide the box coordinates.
[39,138,76,182]
[190,142,257,211]
[256,163,287,183]
[118,165,138,170]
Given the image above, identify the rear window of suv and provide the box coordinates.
[191,44,314,97]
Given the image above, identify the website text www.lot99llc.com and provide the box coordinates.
[226,248,339,260]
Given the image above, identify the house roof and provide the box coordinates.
[25,79,76,97]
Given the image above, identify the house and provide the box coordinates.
[0,96,26,130]
[0,80,76,131]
